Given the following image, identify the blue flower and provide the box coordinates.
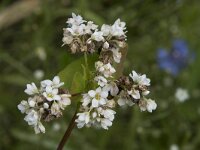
[157,39,194,76]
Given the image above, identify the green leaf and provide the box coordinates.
[70,72,85,93]
[58,54,98,94]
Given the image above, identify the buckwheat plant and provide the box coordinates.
[18,13,157,150]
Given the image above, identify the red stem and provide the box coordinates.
[57,110,78,150]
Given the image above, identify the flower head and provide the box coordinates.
[157,39,195,76]
[111,48,122,63]
[18,76,71,134]
[24,110,39,126]
[117,97,134,106]
[84,21,98,34]
[175,88,189,102]
[18,100,29,114]
[88,87,108,108]
[95,61,116,78]
[129,71,150,86]
[139,98,157,113]
[103,82,119,96]
[24,83,39,95]
[76,101,116,130]
[67,13,85,26]
[91,31,104,42]
[101,24,111,36]
[94,76,108,87]
[43,86,61,101]
[111,19,126,37]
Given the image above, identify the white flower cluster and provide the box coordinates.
[62,13,126,64]
[74,13,157,130]
[18,76,71,134]
[18,13,157,134]
[76,48,119,129]
[76,61,118,129]
[76,87,116,129]
[117,71,157,113]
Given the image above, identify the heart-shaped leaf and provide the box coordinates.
[58,54,98,94]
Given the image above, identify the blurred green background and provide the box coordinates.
[0,0,200,149]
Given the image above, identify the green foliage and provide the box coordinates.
[58,53,98,94]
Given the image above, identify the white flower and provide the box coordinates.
[129,70,150,86]
[43,86,61,101]
[106,99,116,108]
[139,99,157,113]
[34,70,44,80]
[59,94,71,109]
[170,144,179,150]
[67,24,85,36]
[76,106,116,130]
[52,76,64,88]
[94,76,107,87]
[142,90,150,96]
[146,99,157,112]
[41,76,64,89]
[24,110,39,126]
[81,93,91,107]
[117,97,134,106]
[117,91,134,106]
[175,88,189,102]
[18,100,29,114]
[62,29,73,45]
[101,24,111,36]
[103,41,109,49]
[95,61,116,78]
[95,61,104,69]
[19,76,67,134]
[41,79,52,88]
[67,13,85,26]
[100,118,113,130]
[62,36,73,45]
[84,21,98,34]
[88,87,108,108]
[91,31,104,42]
[43,103,49,109]
[113,19,126,29]
[34,122,45,134]
[28,97,36,107]
[103,82,119,96]
[111,48,121,63]
[101,109,116,121]
[76,112,90,128]
[76,98,116,129]
[127,89,140,99]
[111,19,126,37]
[101,63,116,78]
[24,83,39,95]
[51,102,61,116]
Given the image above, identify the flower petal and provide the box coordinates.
[92,99,99,107]
[88,90,95,97]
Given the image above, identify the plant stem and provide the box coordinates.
[71,92,82,97]
[57,108,78,150]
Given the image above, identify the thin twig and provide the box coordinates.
[57,107,78,150]
[71,92,82,97]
